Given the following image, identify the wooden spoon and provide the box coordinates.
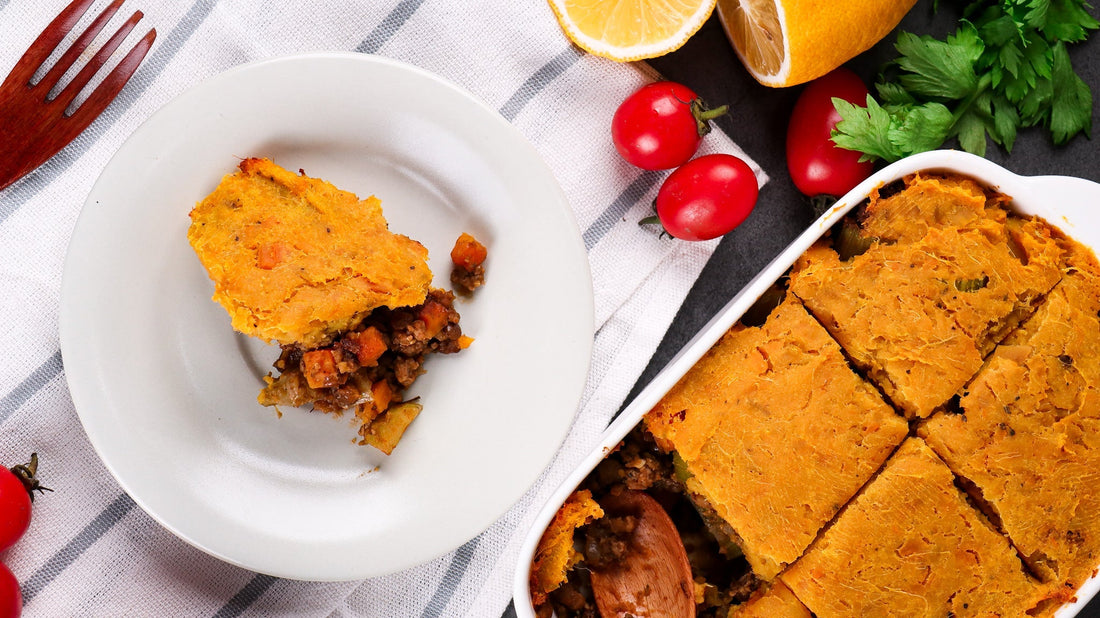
[589,490,696,617]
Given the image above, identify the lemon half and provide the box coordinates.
[717,0,918,87]
[548,0,719,62]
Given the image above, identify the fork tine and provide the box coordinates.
[54,10,143,109]
[37,0,125,94]
[1,0,98,88]
[67,27,155,127]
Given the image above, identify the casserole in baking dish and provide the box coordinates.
[514,150,1100,618]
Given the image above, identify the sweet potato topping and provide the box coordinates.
[530,490,605,607]
[645,295,907,580]
[187,157,431,349]
[729,581,811,618]
[782,439,1048,616]
[790,173,1063,418]
[255,241,290,270]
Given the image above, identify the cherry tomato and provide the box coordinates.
[612,82,727,171]
[0,563,18,618]
[655,154,759,241]
[0,480,30,555]
[0,454,46,553]
[786,67,874,197]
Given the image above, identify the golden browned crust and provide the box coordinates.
[781,438,1049,617]
[644,295,908,580]
[187,158,432,348]
[859,172,1008,243]
[727,581,811,618]
[790,174,1063,418]
[529,490,605,608]
[919,245,1100,600]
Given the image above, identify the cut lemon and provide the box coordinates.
[548,0,718,62]
[716,0,918,87]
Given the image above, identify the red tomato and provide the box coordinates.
[0,471,30,555]
[0,562,18,618]
[786,67,874,197]
[655,154,759,241]
[612,82,727,171]
[0,454,46,554]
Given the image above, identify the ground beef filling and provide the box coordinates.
[450,262,485,296]
[258,288,465,424]
[583,514,638,570]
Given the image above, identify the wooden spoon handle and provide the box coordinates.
[590,490,696,618]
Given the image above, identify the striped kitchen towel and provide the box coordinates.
[0,0,764,616]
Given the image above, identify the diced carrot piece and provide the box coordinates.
[256,241,289,269]
[350,326,387,366]
[301,349,340,389]
[355,401,381,427]
[371,380,394,414]
[458,335,474,349]
[450,233,487,270]
[418,300,450,339]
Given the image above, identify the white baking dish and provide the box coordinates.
[512,149,1100,617]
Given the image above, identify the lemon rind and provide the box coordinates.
[716,0,791,87]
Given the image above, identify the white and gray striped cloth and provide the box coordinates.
[0,1,764,615]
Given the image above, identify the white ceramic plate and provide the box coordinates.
[60,53,594,581]
[513,150,1100,617]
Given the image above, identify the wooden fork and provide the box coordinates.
[0,0,156,191]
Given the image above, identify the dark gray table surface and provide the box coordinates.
[624,2,1100,617]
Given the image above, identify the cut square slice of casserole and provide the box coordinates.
[919,239,1100,602]
[790,173,1063,418]
[188,157,432,349]
[781,438,1051,617]
[644,295,909,580]
[188,158,464,452]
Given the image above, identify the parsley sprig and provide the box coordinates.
[832,0,1098,162]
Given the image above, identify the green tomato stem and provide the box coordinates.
[691,100,729,137]
[10,452,52,502]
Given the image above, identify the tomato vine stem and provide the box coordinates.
[10,453,52,501]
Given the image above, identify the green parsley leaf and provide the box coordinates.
[955,111,990,155]
[1023,0,1052,29]
[831,96,906,162]
[1018,70,1055,124]
[877,82,916,106]
[890,102,956,155]
[992,94,1021,150]
[1043,0,1100,41]
[1049,40,1093,142]
[830,0,1096,162]
[895,29,984,100]
[979,13,1023,48]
